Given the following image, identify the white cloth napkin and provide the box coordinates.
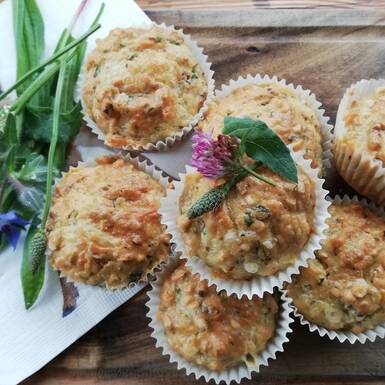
[0,1,154,384]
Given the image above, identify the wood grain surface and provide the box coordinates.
[138,0,385,9]
[23,7,385,385]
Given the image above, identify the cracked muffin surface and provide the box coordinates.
[46,156,170,288]
[158,261,278,371]
[198,83,323,169]
[287,201,385,333]
[340,86,385,164]
[177,165,315,280]
[82,26,208,149]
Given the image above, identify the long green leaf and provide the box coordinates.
[21,221,46,309]
[13,0,27,94]
[13,0,44,96]
[223,117,298,183]
[0,23,101,102]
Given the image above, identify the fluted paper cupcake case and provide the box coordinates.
[159,149,331,299]
[334,78,385,205]
[146,257,294,384]
[210,74,334,173]
[286,194,385,344]
[75,22,215,152]
[49,153,172,289]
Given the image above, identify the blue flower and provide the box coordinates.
[0,211,30,250]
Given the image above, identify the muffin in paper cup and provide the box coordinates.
[334,79,385,205]
[286,194,385,343]
[198,74,333,173]
[76,22,215,152]
[159,149,331,299]
[146,257,293,384]
[46,153,172,289]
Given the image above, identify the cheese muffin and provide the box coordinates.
[287,200,385,333]
[82,26,208,149]
[198,83,323,169]
[339,86,385,164]
[158,261,278,371]
[46,156,170,288]
[177,165,315,280]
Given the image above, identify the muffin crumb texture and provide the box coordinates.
[198,83,323,169]
[46,156,170,288]
[177,166,315,280]
[82,26,208,149]
[158,262,278,371]
[288,201,385,333]
[342,86,385,164]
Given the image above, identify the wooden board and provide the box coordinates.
[138,0,385,10]
[23,8,385,385]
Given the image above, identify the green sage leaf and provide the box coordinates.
[223,117,298,183]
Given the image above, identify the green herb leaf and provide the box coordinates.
[23,103,82,144]
[223,117,298,183]
[13,0,44,97]
[21,221,46,309]
[13,153,51,184]
[0,106,10,133]
[3,113,18,146]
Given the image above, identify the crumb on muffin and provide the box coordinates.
[287,201,385,333]
[198,83,323,169]
[46,156,170,288]
[82,26,208,149]
[177,165,315,280]
[342,86,385,164]
[158,261,278,371]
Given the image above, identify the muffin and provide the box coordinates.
[177,164,315,280]
[287,199,385,333]
[82,26,208,149]
[198,82,324,169]
[46,156,170,288]
[157,261,278,371]
[334,79,385,205]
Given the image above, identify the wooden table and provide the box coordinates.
[24,2,385,385]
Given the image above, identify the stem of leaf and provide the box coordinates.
[240,164,277,187]
[0,175,9,208]
[0,24,101,102]
[40,60,66,226]
[11,42,82,115]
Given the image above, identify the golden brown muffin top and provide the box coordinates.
[158,261,278,371]
[287,201,385,333]
[46,156,170,288]
[342,86,385,164]
[198,83,323,169]
[177,165,315,280]
[82,26,208,149]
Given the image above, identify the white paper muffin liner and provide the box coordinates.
[287,194,385,343]
[159,149,331,299]
[49,153,171,289]
[146,257,293,384]
[334,79,385,205]
[207,74,333,174]
[76,22,215,152]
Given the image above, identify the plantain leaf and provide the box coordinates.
[21,220,46,309]
[13,0,44,96]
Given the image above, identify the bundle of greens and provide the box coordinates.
[0,0,104,309]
